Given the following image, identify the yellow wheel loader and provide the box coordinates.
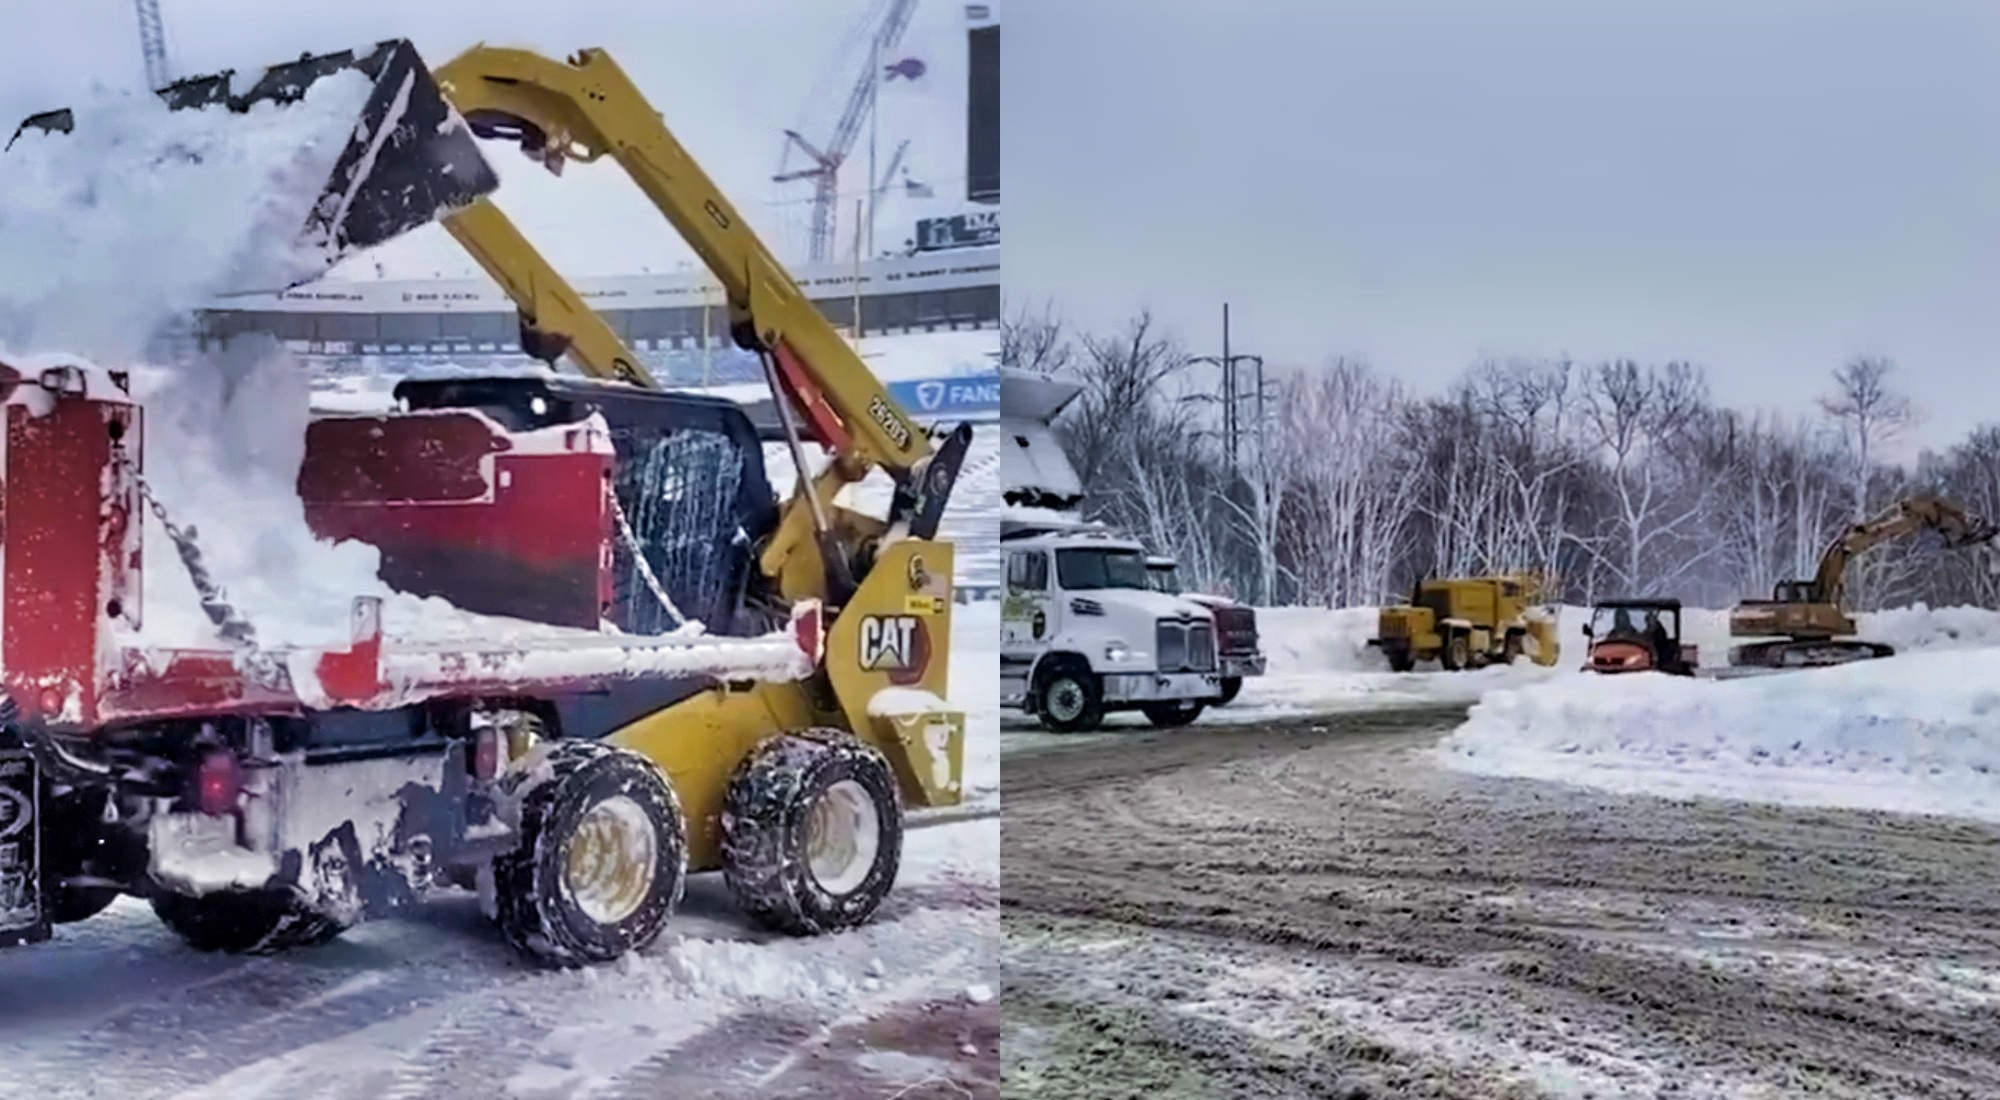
[1368,574,1561,672]
[1,41,971,965]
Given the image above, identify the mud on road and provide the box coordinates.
[1002,707,2000,1099]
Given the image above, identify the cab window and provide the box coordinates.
[1007,550,1048,592]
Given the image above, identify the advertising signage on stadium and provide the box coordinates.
[915,211,1000,253]
[891,373,999,416]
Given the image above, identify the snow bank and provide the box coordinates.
[0,71,370,363]
[1438,647,2000,823]
[1217,601,2000,727]
[1257,601,2000,679]
[1258,606,1393,674]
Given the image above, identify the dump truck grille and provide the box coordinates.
[1156,619,1217,673]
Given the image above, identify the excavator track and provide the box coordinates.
[1727,638,1896,670]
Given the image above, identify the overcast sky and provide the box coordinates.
[3,0,978,279]
[1006,0,2000,449]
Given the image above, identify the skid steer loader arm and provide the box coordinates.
[418,46,970,814]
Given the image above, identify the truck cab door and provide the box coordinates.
[1001,549,1053,703]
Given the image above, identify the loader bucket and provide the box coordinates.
[9,39,498,266]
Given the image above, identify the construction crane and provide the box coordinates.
[132,0,170,91]
[866,137,911,252]
[775,0,918,264]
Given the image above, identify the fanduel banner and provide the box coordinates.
[891,373,1000,418]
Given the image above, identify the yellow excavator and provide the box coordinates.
[2,41,972,964]
[1727,494,2000,669]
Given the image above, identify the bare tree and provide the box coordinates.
[999,299,1075,376]
[1820,357,1918,607]
[1573,360,1715,592]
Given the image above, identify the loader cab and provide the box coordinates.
[1583,598,1696,676]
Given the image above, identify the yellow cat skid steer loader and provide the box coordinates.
[0,41,971,965]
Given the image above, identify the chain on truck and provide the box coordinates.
[1,40,975,965]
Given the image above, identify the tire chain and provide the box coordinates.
[605,487,687,627]
[115,447,290,692]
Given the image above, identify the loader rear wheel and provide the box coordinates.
[150,889,347,954]
[1035,661,1104,733]
[492,740,687,967]
[722,731,904,936]
[1384,646,1418,673]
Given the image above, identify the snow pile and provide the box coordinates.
[0,72,371,363]
[1206,601,2000,726]
[1258,606,1398,674]
[1255,601,2000,680]
[126,348,409,648]
[115,348,814,705]
[1438,647,2000,822]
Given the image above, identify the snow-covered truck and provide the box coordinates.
[999,369,1228,730]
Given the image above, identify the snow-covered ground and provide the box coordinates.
[0,608,998,1100]
[1005,597,2000,828]
[1440,634,2000,824]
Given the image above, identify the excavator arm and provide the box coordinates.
[1804,494,2000,607]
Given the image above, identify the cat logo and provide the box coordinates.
[859,614,931,686]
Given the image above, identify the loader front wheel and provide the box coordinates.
[151,889,347,954]
[723,732,904,936]
[493,741,688,967]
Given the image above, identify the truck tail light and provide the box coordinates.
[196,750,240,816]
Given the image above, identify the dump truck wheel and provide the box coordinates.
[1141,701,1204,728]
[722,732,904,936]
[48,883,119,925]
[1440,632,1471,671]
[151,889,347,954]
[42,792,120,924]
[1384,646,1417,673]
[1501,633,1524,664]
[1216,677,1243,705]
[493,740,687,967]
[1035,660,1104,733]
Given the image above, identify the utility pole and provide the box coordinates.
[1188,302,1264,471]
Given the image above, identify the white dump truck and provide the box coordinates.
[999,369,1260,730]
